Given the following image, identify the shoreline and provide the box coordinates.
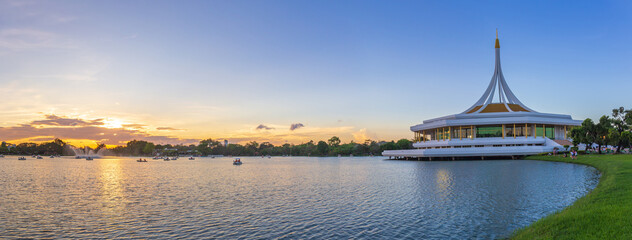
[512,154,631,239]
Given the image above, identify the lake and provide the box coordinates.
[0,156,599,239]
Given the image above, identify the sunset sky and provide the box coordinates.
[1,0,631,147]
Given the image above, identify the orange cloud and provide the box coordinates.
[0,115,198,146]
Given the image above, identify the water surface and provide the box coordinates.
[0,156,599,239]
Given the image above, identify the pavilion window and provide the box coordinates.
[514,125,525,137]
[451,127,460,139]
[437,128,442,141]
[475,125,503,138]
[505,125,514,138]
[545,126,555,139]
[427,130,436,141]
[535,125,544,138]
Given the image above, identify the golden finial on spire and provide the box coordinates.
[495,29,500,48]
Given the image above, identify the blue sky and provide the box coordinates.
[0,0,631,146]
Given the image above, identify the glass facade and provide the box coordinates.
[476,125,503,138]
[505,125,513,137]
[504,125,526,138]
[545,126,555,139]
[535,125,544,137]
[451,127,460,139]
[417,124,562,141]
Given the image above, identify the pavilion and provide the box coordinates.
[383,33,581,160]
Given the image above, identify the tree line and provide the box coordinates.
[0,139,70,155]
[1,137,415,157]
[570,107,632,154]
[109,137,414,157]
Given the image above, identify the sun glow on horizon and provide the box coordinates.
[102,119,124,129]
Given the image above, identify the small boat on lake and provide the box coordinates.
[137,158,147,162]
[189,157,195,160]
[233,158,242,165]
[36,156,43,159]
[164,158,170,161]
[86,157,93,161]
[18,157,26,160]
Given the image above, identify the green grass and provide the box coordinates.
[511,154,632,239]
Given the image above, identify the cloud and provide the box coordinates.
[0,115,199,146]
[30,114,104,126]
[256,124,274,130]
[290,123,305,131]
[226,125,356,145]
[123,124,145,129]
[352,128,378,142]
[0,28,69,50]
[156,127,183,131]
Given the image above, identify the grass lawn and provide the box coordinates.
[511,154,632,239]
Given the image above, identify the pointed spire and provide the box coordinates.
[461,32,535,114]
[495,29,500,48]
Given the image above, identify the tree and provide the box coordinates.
[396,139,413,149]
[245,141,259,155]
[380,141,398,151]
[126,140,151,156]
[0,142,9,154]
[594,116,612,154]
[611,107,631,153]
[621,131,632,151]
[570,119,593,150]
[317,141,329,156]
[142,142,155,155]
[95,143,107,151]
[328,136,341,147]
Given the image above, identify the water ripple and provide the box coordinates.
[0,157,598,239]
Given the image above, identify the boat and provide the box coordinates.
[164,158,170,161]
[36,156,43,159]
[49,155,55,158]
[189,157,195,160]
[233,158,242,165]
[86,157,93,161]
[18,157,26,160]
[75,156,81,159]
[137,158,147,162]
[0,155,4,158]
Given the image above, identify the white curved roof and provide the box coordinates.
[410,34,581,131]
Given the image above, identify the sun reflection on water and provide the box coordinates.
[97,158,126,217]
